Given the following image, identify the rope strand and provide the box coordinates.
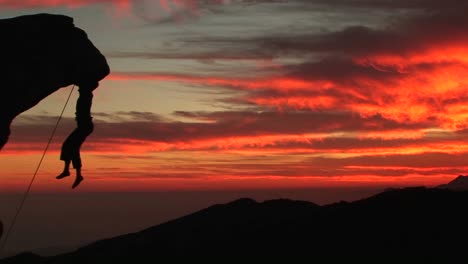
[0,85,75,255]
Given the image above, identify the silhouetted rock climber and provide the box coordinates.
[0,13,109,150]
[56,84,97,189]
[0,13,108,251]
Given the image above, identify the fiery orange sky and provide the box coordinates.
[1,0,468,192]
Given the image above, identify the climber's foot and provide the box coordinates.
[72,175,84,189]
[56,171,70,179]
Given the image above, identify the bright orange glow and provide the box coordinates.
[109,50,468,129]
[109,73,327,91]
[0,172,454,193]
[356,45,468,69]
[250,96,338,110]
[350,49,468,128]
[4,134,468,156]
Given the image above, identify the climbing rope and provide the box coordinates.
[0,85,76,255]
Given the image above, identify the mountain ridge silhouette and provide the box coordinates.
[436,175,468,190]
[3,182,468,261]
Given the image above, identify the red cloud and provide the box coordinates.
[0,0,223,14]
[4,1,468,191]
[109,72,325,91]
[0,0,128,8]
[110,54,468,129]
[3,111,459,156]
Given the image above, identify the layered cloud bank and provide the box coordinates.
[3,0,468,189]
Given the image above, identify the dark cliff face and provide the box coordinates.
[0,13,110,150]
[69,27,110,88]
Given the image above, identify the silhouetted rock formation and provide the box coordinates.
[0,13,109,150]
[437,175,468,190]
[3,180,468,261]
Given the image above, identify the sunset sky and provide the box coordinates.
[1,0,468,192]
